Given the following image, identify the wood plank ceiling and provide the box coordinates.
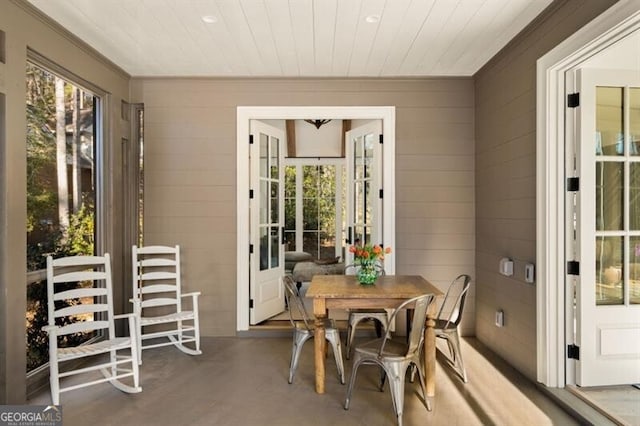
[28,0,552,77]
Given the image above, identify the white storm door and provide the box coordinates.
[574,68,640,386]
[345,121,383,265]
[249,121,285,324]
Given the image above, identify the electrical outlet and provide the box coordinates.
[495,310,504,327]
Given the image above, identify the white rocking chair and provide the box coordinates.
[44,254,141,405]
[131,245,201,364]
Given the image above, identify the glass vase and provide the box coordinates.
[357,262,379,285]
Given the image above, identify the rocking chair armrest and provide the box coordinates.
[181,291,201,298]
[114,313,136,321]
[113,313,139,341]
[41,325,58,335]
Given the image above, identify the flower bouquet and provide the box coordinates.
[349,244,391,285]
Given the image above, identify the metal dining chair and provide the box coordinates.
[344,264,389,359]
[344,293,435,426]
[434,274,471,382]
[283,275,345,385]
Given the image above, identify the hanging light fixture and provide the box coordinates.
[304,119,332,129]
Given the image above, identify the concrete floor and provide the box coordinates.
[29,336,582,426]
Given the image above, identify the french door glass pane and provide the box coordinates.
[364,134,374,178]
[270,226,279,268]
[303,197,318,229]
[303,232,319,258]
[259,226,268,270]
[260,181,268,224]
[270,136,279,179]
[270,181,279,223]
[260,134,268,178]
[596,87,623,156]
[631,163,640,230]
[284,231,295,251]
[596,162,623,231]
[354,225,370,245]
[630,236,640,304]
[287,165,339,258]
[631,88,640,156]
[354,136,364,180]
[284,166,296,251]
[285,166,296,197]
[284,199,296,230]
[596,236,624,305]
[319,232,335,259]
[355,181,363,223]
[303,166,318,197]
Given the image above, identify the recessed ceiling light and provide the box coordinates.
[365,15,380,24]
[201,15,218,24]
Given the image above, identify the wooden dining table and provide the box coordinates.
[306,274,443,395]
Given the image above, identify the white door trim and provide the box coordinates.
[236,106,396,331]
[536,0,640,387]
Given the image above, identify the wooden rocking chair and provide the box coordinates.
[131,245,201,364]
[44,254,141,405]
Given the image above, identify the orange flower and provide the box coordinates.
[349,243,391,264]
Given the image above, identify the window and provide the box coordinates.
[25,61,101,373]
[284,162,344,259]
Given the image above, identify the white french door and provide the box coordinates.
[571,68,640,386]
[345,121,383,265]
[249,120,285,324]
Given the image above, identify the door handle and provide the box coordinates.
[281,227,285,245]
[346,227,352,245]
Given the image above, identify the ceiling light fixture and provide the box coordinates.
[365,14,380,24]
[201,15,218,24]
[304,119,332,129]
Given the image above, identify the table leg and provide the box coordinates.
[424,309,436,397]
[313,298,327,394]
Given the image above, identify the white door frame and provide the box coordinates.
[536,0,640,387]
[236,106,396,331]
